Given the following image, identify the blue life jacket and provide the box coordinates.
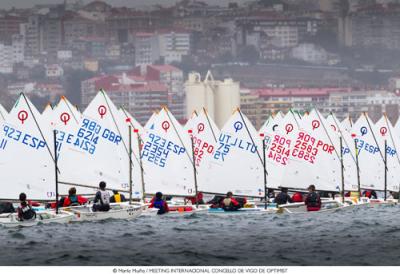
[69,195,79,205]
[153,199,166,214]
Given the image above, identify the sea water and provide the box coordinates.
[0,204,399,266]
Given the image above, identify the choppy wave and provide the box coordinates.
[1,205,400,266]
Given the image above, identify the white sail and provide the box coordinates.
[0,94,55,200]
[259,116,273,133]
[119,107,145,198]
[200,110,265,197]
[186,109,220,193]
[350,114,385,190]
[57,90,129,192]
[341,116,353,133]
[280,109,341,192]
[259,112,285,134]
[47,96,96,195]
[258,111,294,190]
[41,103,54,126]
[183,111,198,133]
[141,107,194,196]
[0,103,8,121]
[374,115,400,192]
[325,113,359,191]
[394,118,400,142]
[275,111,285,119]
[144,112,158,130]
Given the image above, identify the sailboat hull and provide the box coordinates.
[277,200,351,214]
[63,203,142,221]
[0,210,74,228]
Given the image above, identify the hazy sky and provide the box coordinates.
[0,0,243,9]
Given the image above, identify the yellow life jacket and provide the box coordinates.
[350,191,360,198]
[114,193,121,203]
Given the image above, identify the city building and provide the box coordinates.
[62,11,106,48]
[23,14,42,57]
[158,30,191,64]
[81,72,169,124]
[340,3,400,49]
[236,16,320,49]
[133,32,160,67]
[106,9,170,43]
[146,64,185,120]
[7,81,64,101]
[0,34,24,74]
[0,14,26,43]
[291,43,328,65]
[41,8,64,59]
[240,87,400,128]
[45,64,64,78]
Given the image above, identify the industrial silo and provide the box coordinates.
[214,78,240,128]
[185,72,215,120]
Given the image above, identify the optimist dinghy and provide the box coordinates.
[277,200,345,214]
[207,207,277,215]
[0,210,74,228]
[141,201,209,216]
[63,203,142,222]
[167,204,209,215]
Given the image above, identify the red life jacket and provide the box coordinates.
[364,191,372,198]
[292,192,303,203]
[305,192,321,211]
[62,195,88,207]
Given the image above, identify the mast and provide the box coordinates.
[53,130,59,214]
[384,140,387,201]
[128,125,132,204]
[260,133,268,209]
[354,139,361,199]
[340,137,345,204]
[188,129,199,208]
[383,114,400,200]
[135,128,146,202]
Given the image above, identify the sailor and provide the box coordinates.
[110,190,127,203]
[362,189,378,199]
[0,201,15,214]
[60,187,88,207]
[184,192,204,205]
[389,191,399,200]
[207,195,225,208]
[274,187,292,205]
[304,185,321,211]
[17,193,36,221]
[220,191,241,211]
[267,189,275,200]
[149,192,169,215]
[291,191,304,203]
[93,181,111,212]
